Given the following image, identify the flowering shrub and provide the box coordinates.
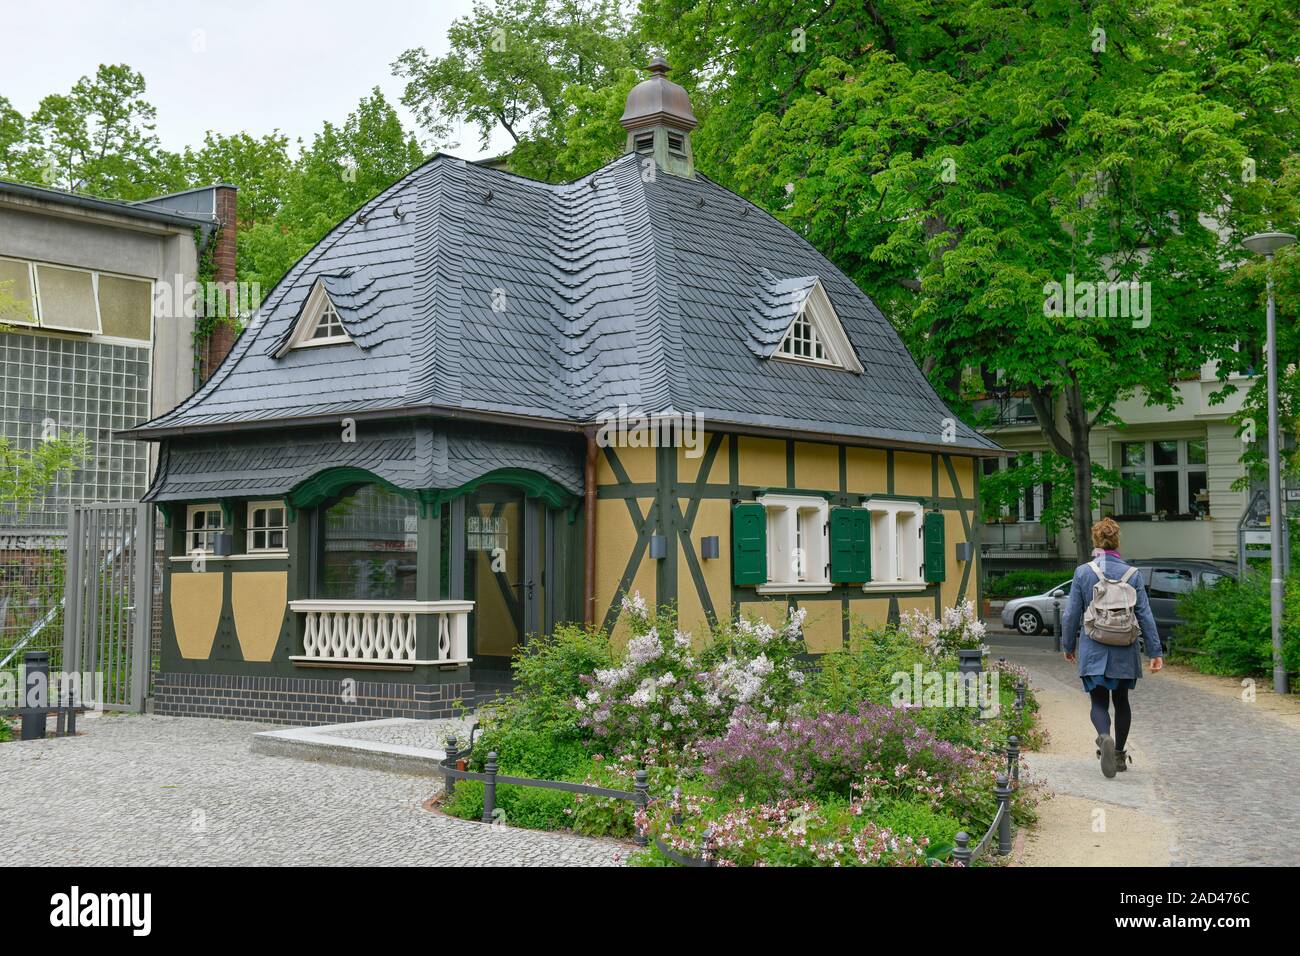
[901,599,988,657]
[574,594,809,755]
[700,702,1001,815]
[641,792,934,867]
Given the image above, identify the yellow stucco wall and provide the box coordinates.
[893,451,933,496]
[231,571,288,662]
[170,572,223,660]
[845,447,889,497]
[737,437,786,487]
[794,441,839,492]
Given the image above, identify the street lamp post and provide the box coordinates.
[1242,231,1296,696]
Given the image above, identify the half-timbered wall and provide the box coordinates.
[595,431,981,652]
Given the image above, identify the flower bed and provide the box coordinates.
[440,594,1041,865]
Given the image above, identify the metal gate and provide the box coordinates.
[61,502,156,711]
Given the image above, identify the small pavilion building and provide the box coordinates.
[124,60,1004,724]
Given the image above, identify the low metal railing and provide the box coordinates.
[439,736,653,846]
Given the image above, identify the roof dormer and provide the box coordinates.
[274,278,353,356]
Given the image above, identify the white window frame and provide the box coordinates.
[0,256,41,327]
[185,503,224,555]
[982,452,1048,522]
[247,499,289,553]
[861,498,926,591]
[1117,438,1209,517]
[772,278,865,373]
[755,493,831,594]
[276,279,352,355]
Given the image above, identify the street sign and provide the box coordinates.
[1286,488,1300,503]
[1243,530,1272,545]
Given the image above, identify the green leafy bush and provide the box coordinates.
[984,570,1070,601]
[1176,571,1300,679]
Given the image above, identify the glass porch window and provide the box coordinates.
[319,484,417,599]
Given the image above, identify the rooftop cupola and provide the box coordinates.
[620,56,697,178]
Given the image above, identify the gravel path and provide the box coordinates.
[990,632,1300,866]
[0,714,625,867]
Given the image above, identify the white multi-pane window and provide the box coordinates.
[309,299,346,341]
[982,452,1049,522]
[756,493,830,593]
[1118,438,1209,517]
[186,504,224,554]
[863,499,924,588]
[779,314,827,362]
[247,500,287,552]
[467,514,509,552]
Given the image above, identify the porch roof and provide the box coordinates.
[142,419,584,505]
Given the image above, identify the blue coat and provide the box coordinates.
[1060,553,1164,681]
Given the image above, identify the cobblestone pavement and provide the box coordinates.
[0,715,626,866]
[990,633,1300,866]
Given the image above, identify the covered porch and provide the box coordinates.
[147,419,586,710]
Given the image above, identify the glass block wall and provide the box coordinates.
[0,332,151,530]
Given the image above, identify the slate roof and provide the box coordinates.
[125,152,1002,456]
[145,421,583,503]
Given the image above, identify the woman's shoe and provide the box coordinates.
[1097,734,1117,778]
[1115,750,1131,772]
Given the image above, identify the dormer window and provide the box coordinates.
[780,314,826,362]
[770,276,863,373]
[274,278,353,356]
[310,299,346,342]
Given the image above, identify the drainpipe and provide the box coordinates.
[584,428,598,625]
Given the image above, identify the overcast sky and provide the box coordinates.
[1,0,513,159]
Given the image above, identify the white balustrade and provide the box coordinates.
[288,600,473,666]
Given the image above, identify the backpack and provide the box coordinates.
[1082,559,1141,647]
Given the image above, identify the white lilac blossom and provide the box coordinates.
[626,632,664,666]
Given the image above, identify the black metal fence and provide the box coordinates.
[439,736,653,846]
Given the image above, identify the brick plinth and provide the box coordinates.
[152,672,475,725]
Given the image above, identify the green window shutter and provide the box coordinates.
[924,511,946,583]
[830,507,871,583]
[732,502,767,585]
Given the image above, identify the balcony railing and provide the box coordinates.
[288,600,474,667]
[980,521,1057,555]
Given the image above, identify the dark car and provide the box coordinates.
[1128,559,1237,643]
[1000,558,1235,642]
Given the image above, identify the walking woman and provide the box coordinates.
[1060,517,1163,778]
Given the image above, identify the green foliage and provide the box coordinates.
[984,570,1070,601]
[0,433,89,516]
[980,453,1147,535]
[1176,571,1300,679]
[393,0,642,182]
[807,621,933,713]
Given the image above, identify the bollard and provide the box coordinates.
[444,735,458,799]
[55,680,67,738]
[995,773,1013,856]
[634,770,649,847]
[952,831,972,867]
[20,651,50,741]
[700,825,716,867]
[1052,596,1062,653]
[1006,735,1020,787]
[66,684,77,736]
[481,752,498,824]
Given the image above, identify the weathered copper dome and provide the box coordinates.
[620,57,697,131]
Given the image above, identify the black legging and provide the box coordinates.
[1089,686,1132,751]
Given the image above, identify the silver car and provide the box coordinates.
[999,559,1237,637]
[1000,580,1073,636]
